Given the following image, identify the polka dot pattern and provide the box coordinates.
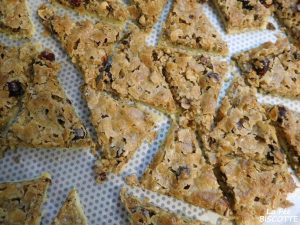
[1,1,300,225]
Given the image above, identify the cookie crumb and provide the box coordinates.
[267,22,276,31]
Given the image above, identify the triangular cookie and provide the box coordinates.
[137,122,231,216]
[84,86,159,182]
[265,105,300,178]
[234,39,300,99]
[52,189,88,225]
[128,0,167,31]
[212,0,272,33]
[0,173,51,225]
[50,0,129,24]
[150,47,227,133]
[0,44,93,156]
[38,4,123,85]
[161,0,228,56]
[120,189,213,225]
[98,26,177,113]
[203,77,296,224]
[274,0,300,47]
[0,0,34,38]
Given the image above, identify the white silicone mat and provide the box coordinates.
[1,1,300,225]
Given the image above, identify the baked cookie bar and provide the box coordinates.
[219,155,295,225]
[84,87,158,182]
[203,78,296,225]
[154,48,227,133]
[234,39,300,99]
[38,4,123,85]
[161,0,228,56]
[0,43,39,131]
[0,173,51,225]
[99,26,177,113]
[0,46,93,156]
[0,0,34,38]
[266,105,300,178]
[274,0,300,47]
[128,0,167,31]
[133,122,231,216]
[52,189,88,225]
[211,0,273,33]
[51,0,129,24]
[120,189,213,225]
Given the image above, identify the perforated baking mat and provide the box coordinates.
[1,1,300,225]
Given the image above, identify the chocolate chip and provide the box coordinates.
[238,0,254,10]
[39,51,55,61]
[253,58,270,76]
[73,128,86,140]
[7,81,24,97]
[207,72,220,81]
[69,0,82,7]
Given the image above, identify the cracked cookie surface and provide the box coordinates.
[138,122,231,216]
[0,173,51,225]
[52,189,88,225]
[266,105,300,178]
[162,0,228,56]
[234,39,300,99]
[211,0,273,33]
[51,0,129,23]
[274,0,300,47]
[120,189,214,225]
[38,5,122,85]
[0,0,34,38]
